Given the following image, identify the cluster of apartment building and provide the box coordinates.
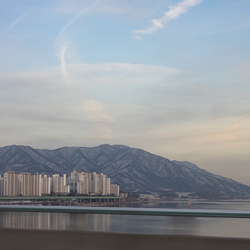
[0,171,119,197]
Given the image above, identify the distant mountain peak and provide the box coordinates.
[0,144,249,199]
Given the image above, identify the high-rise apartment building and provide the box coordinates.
[52,174,70,195]
[3,171,18,196]
[0,171,119,197]
[110,184,120,197]
[69,171,112,195]
[0,176,3,196]
[41,175,51,195]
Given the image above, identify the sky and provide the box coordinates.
[1,0,250,185]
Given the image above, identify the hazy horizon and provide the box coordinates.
[1,1,250,185]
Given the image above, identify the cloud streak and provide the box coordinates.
[3,8,32,32]
[133,0,203,36]
[57,0,99,38]
[56,0,100,82]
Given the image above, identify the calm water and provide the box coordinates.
[1,201,250,238]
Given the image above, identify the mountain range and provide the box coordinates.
[0,144,249,199]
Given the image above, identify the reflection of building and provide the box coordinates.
[0,212,111,232]
[0,171,119,197]
[90,214,111,232]
[1,211,70,230]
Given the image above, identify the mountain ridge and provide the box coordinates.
[0,144,249,199]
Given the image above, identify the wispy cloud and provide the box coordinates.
[56,1,100,82]
[60,45,69,82]
[83,100,115,124]
[82,99,115,139]
[3,8,32,32]
[133,0,203,37]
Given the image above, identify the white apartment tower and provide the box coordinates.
[106,178,111,195]
[76,172,89,195]
[110,184,119,197]
[4,171,18,196]
[70,171,111,196]
[52,174,70,195]
[41,175,51,195]
[0,176,3,196]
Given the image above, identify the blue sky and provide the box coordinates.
[1,0,250,184]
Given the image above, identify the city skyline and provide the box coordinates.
[0,170,119,197]
[1,1,250,185]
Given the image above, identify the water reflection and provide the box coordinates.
[0,212,110,231]
[1,211,250,238]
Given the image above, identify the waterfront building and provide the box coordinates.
[88,172,98,194]
[0,170,119,197]
[110,184,119,197]
[34,173,42,196]
[106,178,111,195]
[70,171,81,193]
[41,175,51,195]
[0,176,3,196]
[76,172,89,195]
[3,171,18,196]
[52,174,70,195]
[70,171,111,195]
